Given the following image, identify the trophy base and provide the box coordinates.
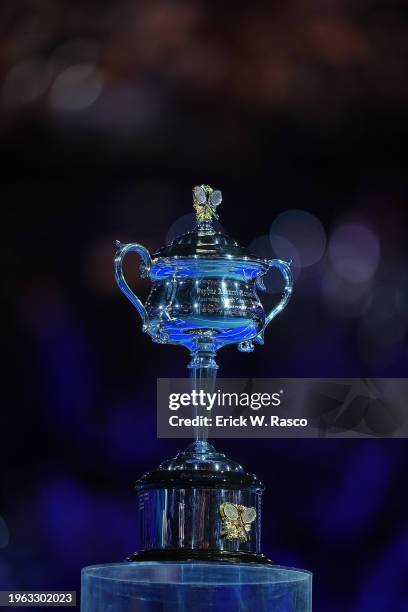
[81,562,312,611]
[127,548,273,565]
[135,441,266,560]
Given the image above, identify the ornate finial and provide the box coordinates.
[193,185,222,223]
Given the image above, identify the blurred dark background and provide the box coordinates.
[1,0,408,610]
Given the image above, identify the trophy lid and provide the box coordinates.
[153,185,265,261]
[136,441,264,492]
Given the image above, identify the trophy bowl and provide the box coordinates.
[115,185,292,355]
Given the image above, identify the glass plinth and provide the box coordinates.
[81,561,312,611]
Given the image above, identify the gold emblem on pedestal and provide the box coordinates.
[219,502,257,542]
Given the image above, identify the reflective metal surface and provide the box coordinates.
[114,186,293,354]
[137,487,261,554]
[159,441,244,472]
[113,185,294,562]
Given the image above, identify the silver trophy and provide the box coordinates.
[114,185,293,563]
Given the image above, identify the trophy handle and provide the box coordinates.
[114,241,152,332]
[238,259,293,352]
[257,259,293,344]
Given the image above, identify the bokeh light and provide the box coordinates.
[49,64,103,112]
[270,210,326,268]
[328,223,381,284]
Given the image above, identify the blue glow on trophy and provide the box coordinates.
[81,186,312,611]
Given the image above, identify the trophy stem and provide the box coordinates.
[188,331,218,443]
